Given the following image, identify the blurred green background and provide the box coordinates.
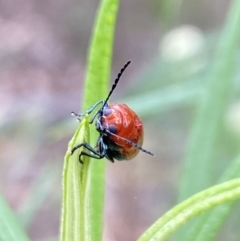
[0,0,240,241]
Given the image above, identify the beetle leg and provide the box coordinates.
[89,102,109,124]
[72,100,104,122]
[71,142,107,164]
[78,150,104,163]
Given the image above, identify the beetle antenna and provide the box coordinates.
[102,60,131,108]
[106,130,154,156]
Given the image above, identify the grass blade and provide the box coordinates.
[0,194,31,241]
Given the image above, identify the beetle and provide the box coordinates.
[71,60,154,163]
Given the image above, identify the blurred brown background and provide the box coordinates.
[0,0,232,241]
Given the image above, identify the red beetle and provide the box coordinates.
[71,61,154,163]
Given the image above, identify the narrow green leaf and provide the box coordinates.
[187,154,240,241]
[61,116,90,241]
[83,0,119,109]
[137,178,240,241]
[81,1,119,240]
[179,0,240,201]
[0,194,31,241]
[61,0,120,241]
[176,1,240,239]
